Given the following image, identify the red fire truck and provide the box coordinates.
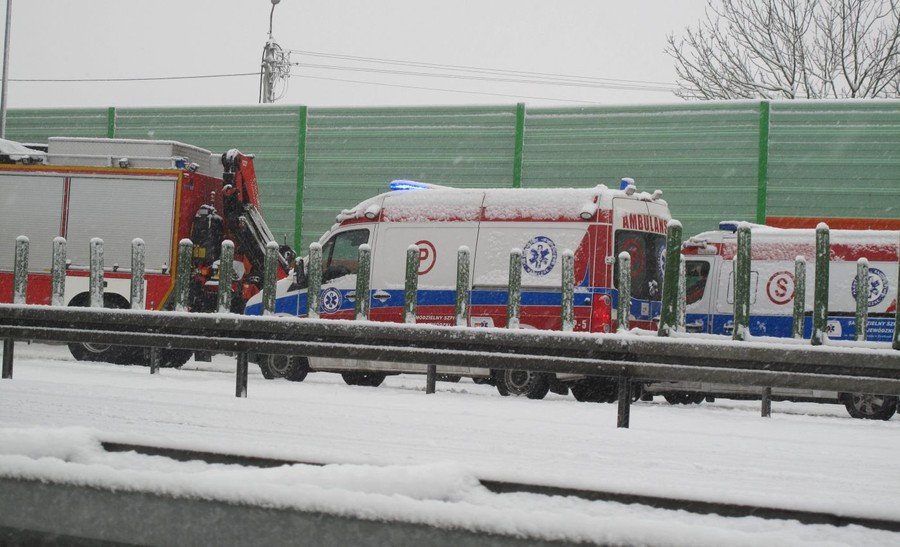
[0,137,291,366]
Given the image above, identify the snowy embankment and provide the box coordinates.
[0,343,898,545]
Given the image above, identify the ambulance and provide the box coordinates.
[647,222,899,419]
[246,179,672,400]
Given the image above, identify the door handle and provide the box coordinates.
[372,290,391,302]
[685,320,704,333]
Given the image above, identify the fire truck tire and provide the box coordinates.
[841,393,898,420]
[341,371,385,387]
[262,356,309,382]
[66,294,129,364]
[571,378,617,403]
[494,370,550,399]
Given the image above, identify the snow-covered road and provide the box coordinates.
[1,343,898,545]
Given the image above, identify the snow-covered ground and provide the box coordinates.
[1,343,898,545]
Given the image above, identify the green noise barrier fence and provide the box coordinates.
[7,100,899,251]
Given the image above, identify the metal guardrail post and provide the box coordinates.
[13,236,28,305]
[761,387,772,418]
[130,239,145,310]
[262,241,279,316]
[174,239,192,312]
[89,238,104,308]
[617,252,631,333]
[51,237,66,307]
[236,352,248,398]
[217,240,235,314]
[617,375,631,428]
[658,221,682,336]
[677,255,686,332]
[792,256,806,339]
[149,347,160,375]
[733,224,751,341]
[855,258,868,342]
[507,248,522,329]
[895,244,900,350]
[307,242,322,319]
[404,245,418,324]
[561,250,574,332]
[2,338,12,379]
[455,247,470,327]
[355,244,371,321]
[812,224,829,346]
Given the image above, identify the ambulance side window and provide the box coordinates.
[320,229,370,282]
[685,261,711,305]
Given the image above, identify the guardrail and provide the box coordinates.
[1,303,898,428]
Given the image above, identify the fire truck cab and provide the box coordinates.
[247,179,673,400]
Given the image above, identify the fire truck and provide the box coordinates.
[246,179,673,400]
[0,137,292,367]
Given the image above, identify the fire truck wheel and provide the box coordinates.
[495,370,550,399]
[571,378,618,403]
[66,294,129,364]
[841,393,898,420]
[263,356,309,382]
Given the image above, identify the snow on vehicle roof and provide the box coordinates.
[0,138,47,162]
[335,183,663,224]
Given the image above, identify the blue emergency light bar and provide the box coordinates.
[390,180,431,191]
[718,221,739,232]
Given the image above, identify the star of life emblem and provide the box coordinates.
[320,287,343,313]
[851,267,889,307]
[522,236,557,276]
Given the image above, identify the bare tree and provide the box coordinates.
[666,0,900,99]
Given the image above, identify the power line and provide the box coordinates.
[293,74,608,104]
[10,72,259,83]
[293,62,676,93]
[290,49,676,88]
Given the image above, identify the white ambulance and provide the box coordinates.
[246,179,672,400]
[647,222,899,419]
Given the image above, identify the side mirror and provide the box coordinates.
[294,257,307,288]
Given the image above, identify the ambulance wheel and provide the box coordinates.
[342,371,385,387]
[494,370,550,399]
[126,347,193,368]
[262,355,309,382]
[571,378,618,403]
[67,294,129,364]
[663,393,703,405]
[437,374,461,383]
[841,393,898,420]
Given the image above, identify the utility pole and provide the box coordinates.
[1,0,12,138]
[259,0,290,104]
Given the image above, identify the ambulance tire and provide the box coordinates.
[127,347,193,368]
[570,378,618,403]
[437,374,461,383]
[663,393,704,405]
[262,355,309,382]
[841,393,898,420]
[341,371,385,387]
[67,294,129,364]
[494,370,550,399]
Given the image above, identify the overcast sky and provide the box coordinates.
[2,0,710,109]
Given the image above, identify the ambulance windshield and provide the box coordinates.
[614,230,667,301]
[321,229,370,281]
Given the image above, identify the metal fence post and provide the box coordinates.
[262,241,279,316]
[658,220,682,336]
[217,240,235,313]
[355,244,371,321]
[236,352,248,398]
[507,248,522,329]
[894,241,900,350]
[307,242,322,319]
[561,249,574,332]
[89,238,104,308]
[455,246,470,327]
[812,224,830,346]
[733,224,751,341]
[51,237,66,307]
[855,258,868,342]
[617,251,631,333]
[617,375,631,428]
[761,387,772,418]
[677,255,686,333]
[13,236,28,305]
[149,346,160,375]
[174,239,192,312]
[792,256,806,339]
[2,338,13,379]
[130,238,145,310]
